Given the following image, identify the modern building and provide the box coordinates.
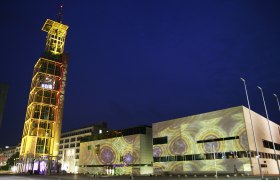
[0,144,20,167]
[0,83,9,127]
[19,9,69,173]
[58,123,108,173]
[79,125,153,175]
[152,106,280,176]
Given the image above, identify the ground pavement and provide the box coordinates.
[0,174,279,180]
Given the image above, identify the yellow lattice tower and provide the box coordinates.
[20,6,69,173]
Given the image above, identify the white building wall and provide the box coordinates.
[243,107,280,175]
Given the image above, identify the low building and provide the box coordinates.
[59,122,107,173]
[79,125,153,175]
[0,144,20,167]
[152,106,280,176]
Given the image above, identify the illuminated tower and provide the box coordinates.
[19,7,69,173]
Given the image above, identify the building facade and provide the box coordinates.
[0,144,20,167]
[19,14,69,173]
[0,83,9,127]
[58,123,107,173]
[79,126,153,175]
[152,106,280,176]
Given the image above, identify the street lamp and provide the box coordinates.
[212,144,217,178]
[273,94,280,112]
[274,93,280,172]
[258,86,280,175]
[240,78,263,178]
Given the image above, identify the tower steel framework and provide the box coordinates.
[19,14,69,173]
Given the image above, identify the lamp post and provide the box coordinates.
[273,94,280,112]
[240,78,263,178]
[212,144,218,178]
[258,87,280,175]
[274,93,280,175]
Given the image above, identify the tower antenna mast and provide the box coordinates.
[58,4,63,23]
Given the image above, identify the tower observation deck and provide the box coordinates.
[19,10,69,173]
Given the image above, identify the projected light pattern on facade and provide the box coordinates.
[79,126,153,175]
[80,135,141,175]
[152,106,251,174]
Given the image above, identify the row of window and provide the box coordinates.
[197,136,239,143]
[59,143,80,149]
[60,137,81,144]
[61,129,92,138]
[263,140,280,150]
[59,148,79,155]
[153,151,280,162]
[153,136,239,145]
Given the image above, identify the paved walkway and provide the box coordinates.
[0,174,279,180]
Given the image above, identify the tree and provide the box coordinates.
[6,152,19,167]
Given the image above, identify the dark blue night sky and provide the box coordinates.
[1,0,280,147]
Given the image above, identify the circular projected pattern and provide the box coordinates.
[203,135,219,153]
[231,124,248,150]
[98,146,116,164]
[123,152,134,164]
[169,120,184,130]
[123,136,137,144]
[238,131,248,150]
[169,137,187,155]
[153,146,162,157]
[170,162,183,172]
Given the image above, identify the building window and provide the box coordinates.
[197,136,239,143]
[71,137,76,142]
[65,139,69,143]
[76,149,80,153]
[153,137,168,145]
[263,139,280,150]
[70,143,75,148]
[64,144,69,148]
[76,143,80,147]
[88,145,91,150]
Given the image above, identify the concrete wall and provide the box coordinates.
[243,107,280,175]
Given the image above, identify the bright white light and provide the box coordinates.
[61,163,69,171]
[74,166,79,174]
[11,166,17,173]
[41,84,53,89]
[99,129,102,134]
[33,161,39,171]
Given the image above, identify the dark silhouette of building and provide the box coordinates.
[0,83,9,127]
